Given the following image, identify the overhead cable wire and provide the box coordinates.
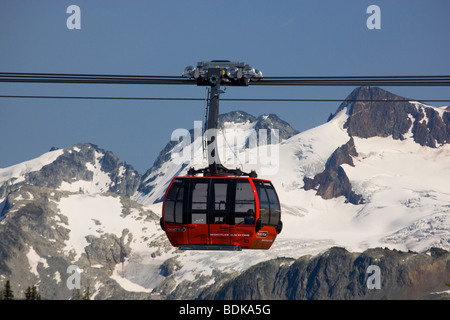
[261,75,450,80]
[252,75,450,86]
[1,72,450,86]
[0,72,195,85]
[0,72,182,79]
[252,79,450,86]
[1,95,449,104]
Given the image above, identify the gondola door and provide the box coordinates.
[188,179,231,246]
[231,179,257,247]
[189,179,209,244]
[208,180,231,245]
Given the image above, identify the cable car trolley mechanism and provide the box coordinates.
[160,60,282,251]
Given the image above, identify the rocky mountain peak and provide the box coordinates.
[332,86,450,147]
[0,143,141,199]
[218,110,256,124]
[254,113,300,141]
[305,86,450,204]
[137,111,299,204]
[218,110,299,140]
[339,86,408,108]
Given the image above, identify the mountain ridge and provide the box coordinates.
[304,86,450,204]
[201,246,450,300]
[134,110,299,205]
[0,142,141,199]
[333,86,450,146]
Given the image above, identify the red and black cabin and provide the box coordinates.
[160,176,282,250]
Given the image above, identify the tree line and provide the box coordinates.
[0,280,91,300]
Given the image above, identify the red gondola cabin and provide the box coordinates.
[160,176,282,250]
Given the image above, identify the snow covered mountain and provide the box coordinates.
[0,86,449,299]
[271,86,450,254]
[133,111,298,205]
[0,143,140,200]
[0,143,156,299]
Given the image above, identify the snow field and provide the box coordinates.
[0,149,64,186]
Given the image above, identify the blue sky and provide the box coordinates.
[1,0,449,173]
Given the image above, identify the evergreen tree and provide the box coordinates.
[25,285,41,300]
[72,287,91,300]
[72,289,81,300]
[82,286,91,300]
[24,286,32,300]
[32,286,41,300]
[3,280,14,300]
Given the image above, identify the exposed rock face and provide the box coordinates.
[253,113,300,144]
[304,138,363,204]
[335,86,450,147]
[203,247,450,300]
[100,150,141,197]
[412,107,450,147]
[27,145,96,189]
[304,86,450,203]
[337,86,415,140]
